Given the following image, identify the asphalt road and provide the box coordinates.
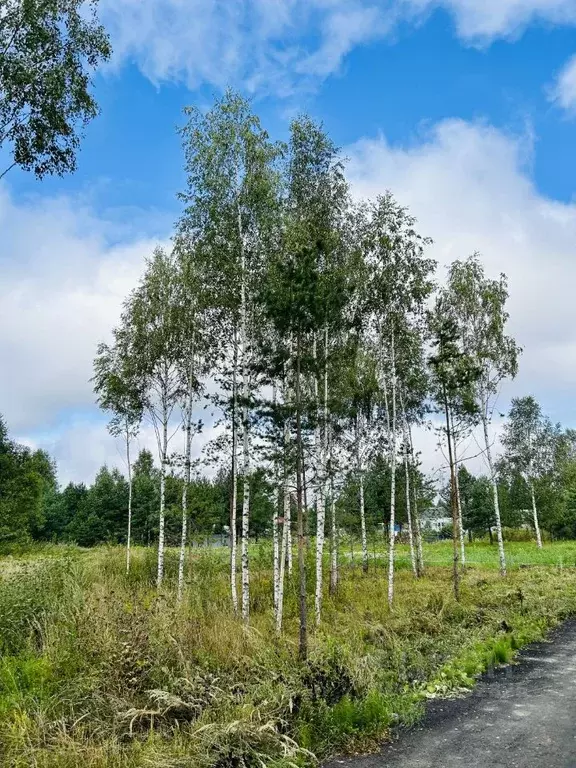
[325,620,576,768]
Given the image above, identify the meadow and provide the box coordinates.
[1,541,576,767]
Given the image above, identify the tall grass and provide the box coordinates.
[1,543,576,766]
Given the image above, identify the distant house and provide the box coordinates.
[422,516,452,533]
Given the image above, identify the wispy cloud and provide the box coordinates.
[549,52,576,112]
[98,0,389,95]
[98,0,576,93]
[407,0,576,42]
[0,186,160,433]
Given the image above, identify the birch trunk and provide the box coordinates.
[156,400,168,589]
[357,412,368,574]
[329,478,338,594]
[314,328,329,626]
[239,225,251,622]
[443,385,460,601]
[178,472,188,602]
[530,481,543,549]
[272,383,280,615]
[284,426,293,578]
[230,331,239,613]
[275,369,291,633]
[414,504,424,577]
[283,350,293,578]
[178,381,193,603]
[276,493,289,633]
[481,407,507,575]
[404,439,417,578]
[296,333,307,661]
[286,504,293,575]
[272,485,282,617]
[407,423,424,576]
[387,330,397,608]
[125,424,132,575]
[240,406,250,620]
[450,408,466,568]
[273,488,280,614]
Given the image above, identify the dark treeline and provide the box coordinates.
[5,410,576,550]
[0,417,273,548]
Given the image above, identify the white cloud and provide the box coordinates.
[97,0,576,92]
[21,418,223,486]
[99,0,389,94]
[406,0,576,41]
[0,187,158,434]
[346,118,576,427]
[549,52,576,112]
[295,6,393,78]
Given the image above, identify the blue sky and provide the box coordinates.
[3,0,576,483]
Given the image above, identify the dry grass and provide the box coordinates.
[1,543,576,766]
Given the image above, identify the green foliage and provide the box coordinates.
[0,0,111,178]
[0,415,56,544]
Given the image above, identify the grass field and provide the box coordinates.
[1,540,576,767]
[395,539,576,569]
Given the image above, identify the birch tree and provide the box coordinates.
[174,247,208,601]
[361,193,434,605]
[120,248,185,588]
[0,0,110,179]
[352,352,378,575]
[178,90,281,619]
[443,255,520,575]
[393,306,429,580]
[501,396,557,548]
[260,115,349,651]
[282,115,349,628]
[92,340,142,573]
[339,339,379,574]
[428,302,480,600]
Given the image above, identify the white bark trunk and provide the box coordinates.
[240,396,250,620]
[530,481,543,549]
[450,409,466,567]
[276,370,292,633]
[329,480,338,594]
[387,330,397,608]
[126,425,132,575]
[230,334,239,613]
[284,429,293,578]
[273,486,280,616]
[314,329,329,626]
[272,381,282,619]
[482,409,507,575]
[178,381,193,603]
[276,491,289,634]
[178,477,188,602]
[272,383,280,616]
[286,503,293,576]
[357,412,368,573]
[404,439,417,578]
[314,501,326,625]
[407,423,424,576]
[239,207,251,622]
[156,404,168,589]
